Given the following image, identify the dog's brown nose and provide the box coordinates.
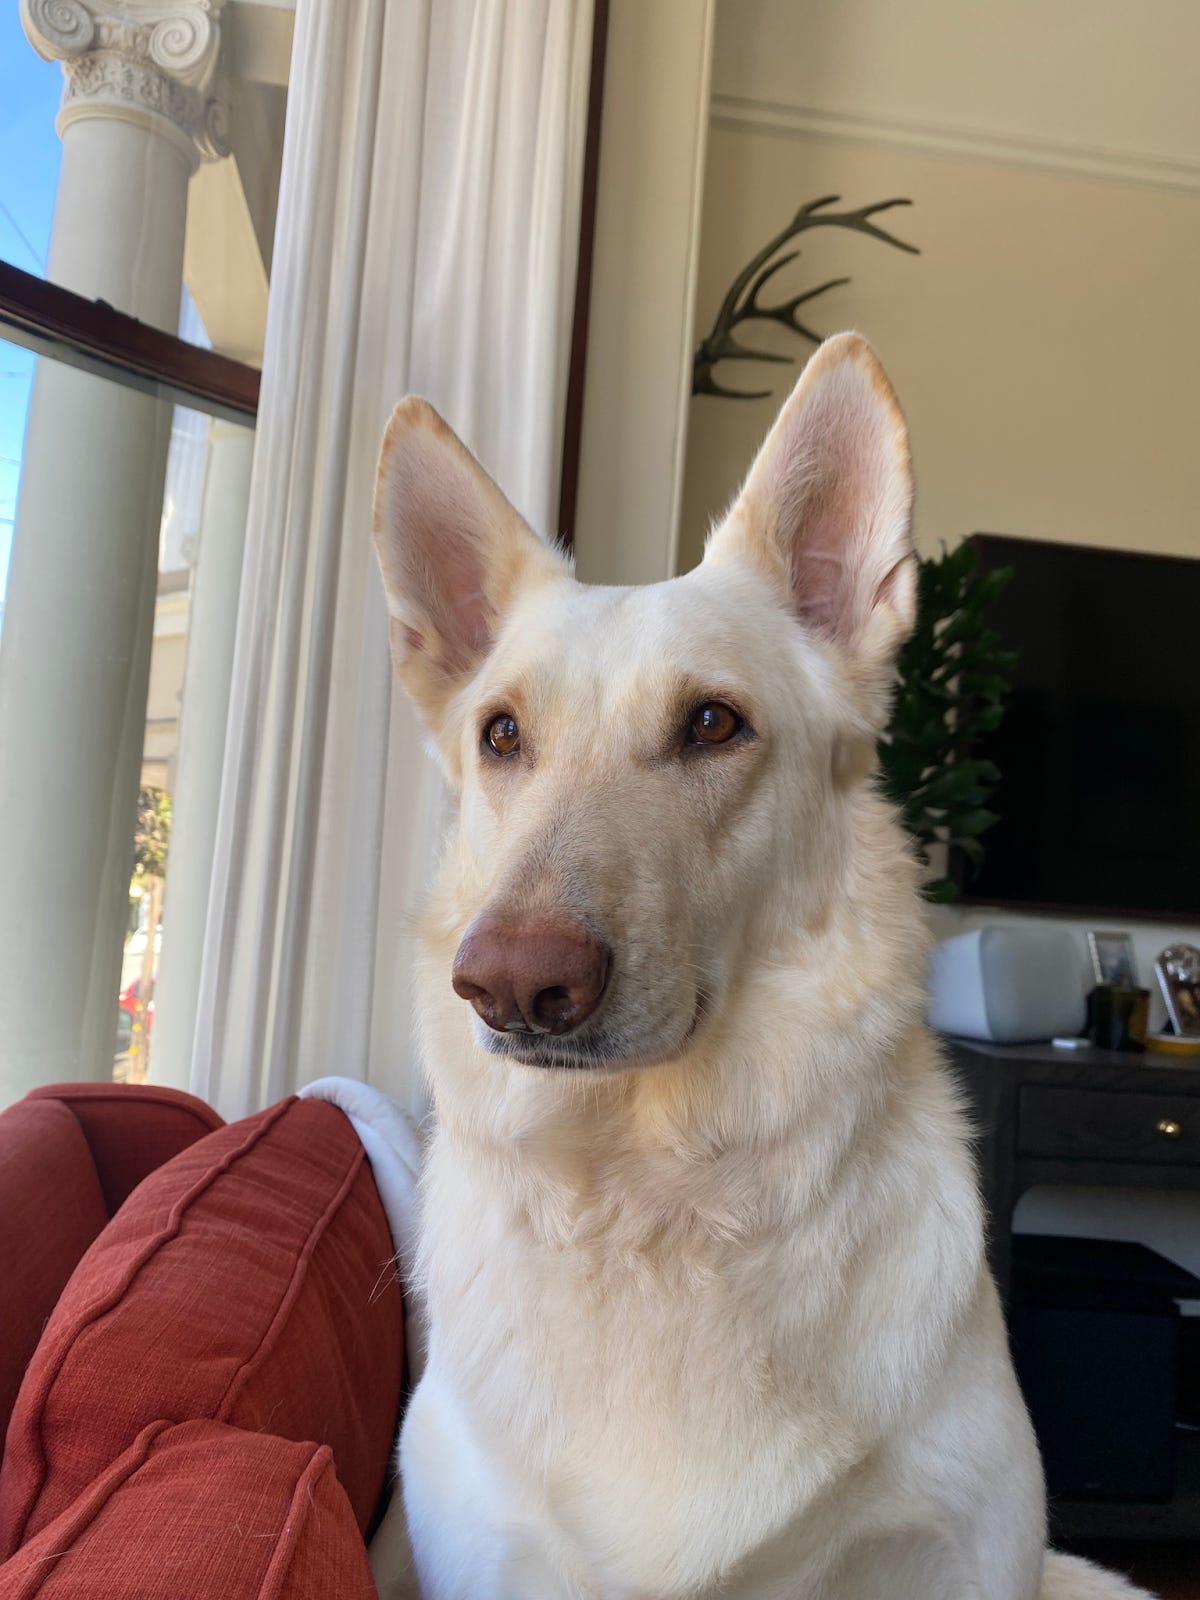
[452,916,610,1036]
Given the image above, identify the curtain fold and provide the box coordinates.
[190,0,595,1120]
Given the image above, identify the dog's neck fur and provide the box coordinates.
[420,788,937,1264]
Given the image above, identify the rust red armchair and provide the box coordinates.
[0,1083,403,1597]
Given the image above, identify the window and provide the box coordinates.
[0,2,292,1104]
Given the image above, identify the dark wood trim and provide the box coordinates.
[556,0,609,551]
[0,259,259,420]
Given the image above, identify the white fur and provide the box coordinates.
[371,336,1153,1600]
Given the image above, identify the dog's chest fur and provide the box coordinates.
[415,1039,983,1594]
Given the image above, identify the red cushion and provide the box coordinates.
[0,1100,109,1446]
[0,1097,403,1555]
[0,1419,377,1598]
[24,1083,224,1214]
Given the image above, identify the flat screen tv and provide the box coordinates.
[950,534,1200,920]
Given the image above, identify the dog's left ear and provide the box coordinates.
[705,332,915,717]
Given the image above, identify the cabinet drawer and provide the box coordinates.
[1018,1086,1200,1165]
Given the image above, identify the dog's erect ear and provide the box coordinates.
[373,399,569,730]
[705,332,915,705]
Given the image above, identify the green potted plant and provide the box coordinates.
[877,543,1015,900]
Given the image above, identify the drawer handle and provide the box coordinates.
[1157,1118,1183,1140]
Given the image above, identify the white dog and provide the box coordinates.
[371,335,1152,1599]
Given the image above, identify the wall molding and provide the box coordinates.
[710,93,1200,196]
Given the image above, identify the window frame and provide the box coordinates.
[0,260,259,424]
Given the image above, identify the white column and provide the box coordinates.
[151,419,253,1090]
[0,1,227,1105]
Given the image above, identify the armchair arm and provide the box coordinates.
[24,1082,223,1214]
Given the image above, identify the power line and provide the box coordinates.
[0,200,47,273]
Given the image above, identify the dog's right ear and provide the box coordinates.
[373,400,569,732]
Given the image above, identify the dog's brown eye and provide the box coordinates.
[689,702,742,746]
[485,713,520,756]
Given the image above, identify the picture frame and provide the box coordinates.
[1155,944,1200,1038]
[1087,930,1137,988]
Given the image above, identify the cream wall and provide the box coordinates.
[679,0,1200,571]
[710,0,1200,178]
[680,3,1200,938]
[680,129,1200,570]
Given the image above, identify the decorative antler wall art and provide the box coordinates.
[692,195,918,400]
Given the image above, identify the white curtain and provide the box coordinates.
[190,0,595,1120]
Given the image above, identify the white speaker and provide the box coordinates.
[928,926,1088,1044]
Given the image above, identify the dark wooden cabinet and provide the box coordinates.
[944,1038,1200,1542]
[1017,1084,1200,1167]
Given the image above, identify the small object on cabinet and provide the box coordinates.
[1087,984,1149,1052]
[1155,944,1200,1038]
[927,927,1087,1044]
[1087,931,1137,988]
[1146,1030,1200,1057]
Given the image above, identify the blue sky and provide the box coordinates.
[1,9,64,616]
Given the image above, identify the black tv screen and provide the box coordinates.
[952,535,1200,920]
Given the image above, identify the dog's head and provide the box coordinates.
[374,334,915,1074]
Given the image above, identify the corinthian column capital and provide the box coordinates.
[20,0,230,167]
